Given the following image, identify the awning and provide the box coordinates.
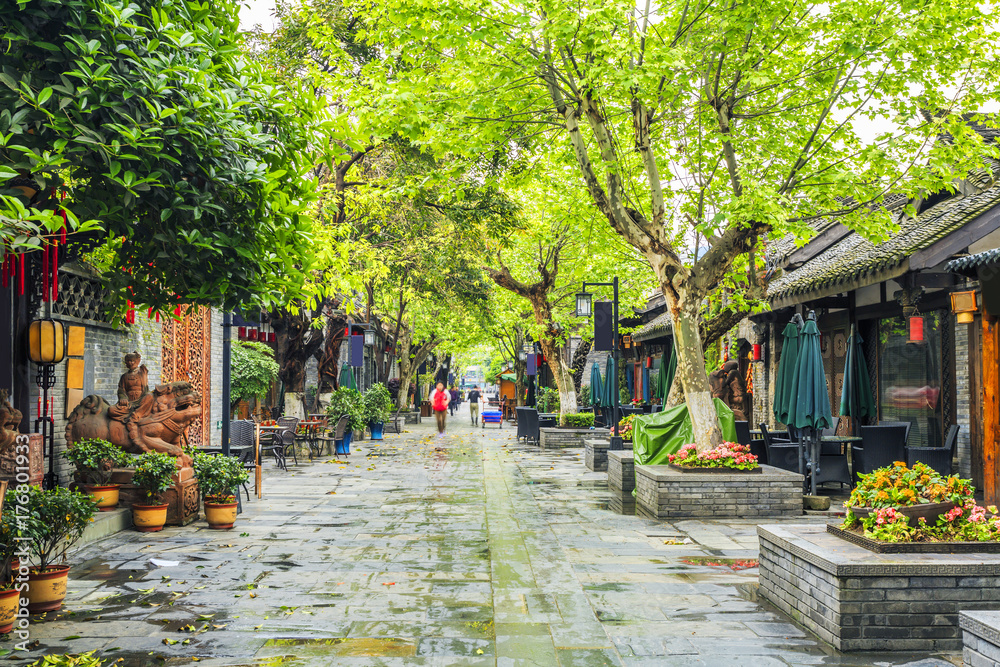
[633,311,672,342]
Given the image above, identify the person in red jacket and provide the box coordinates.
[430,381,449,436]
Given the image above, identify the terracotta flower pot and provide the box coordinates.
[84,484,120,511]
[0,588,19,633]
[132,503,169,532]
[26,565,70,613]
[204,501,238,530]
[849,501,958,523]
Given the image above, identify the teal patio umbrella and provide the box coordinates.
[787,312,833,495]
[603,355,616,408]
[338,366,357,391]
[773,317,803,425]
[655,344,677,400]
[642,365,650,403]
[839,324,876,430]
[589,363,604,407]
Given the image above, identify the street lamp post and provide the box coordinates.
[576,277,622,450]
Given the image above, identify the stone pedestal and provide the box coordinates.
[608,450,635,515]
[539,428,598,449]
[635,464,802,520]
[759,524,1000,652]
[111,466,200,526]
[584,439,610,471]
[961,611,1000,666]
[0,433,43,487]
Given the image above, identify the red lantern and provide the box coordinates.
[753,344,761,361]
[268,332,276,343]
[238,326,246,339]
[908,316,924,343]
[646,356,653,368]
[248,328,258,341]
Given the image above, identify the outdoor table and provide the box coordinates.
[296,420,325,457]
[820,435,862,455]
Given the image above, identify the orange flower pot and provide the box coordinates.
[204,502,238,530]
[84,484,120,511]
[26,565,70,613]
[132,503,169,532]
[0,588,19,632]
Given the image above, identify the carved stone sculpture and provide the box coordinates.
[66,381,201,467]
[0,390,22,455]
[107,351,149,423]
[709,360,747,422]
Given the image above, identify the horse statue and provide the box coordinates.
[66,381,201,467]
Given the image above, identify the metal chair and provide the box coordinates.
[276,417,300,466]
[316,415,351,458]
[852,425,908,480]
[906,424,959,476]
[227,420,256,500]
[760,424,799,472]
[385,409,405,435]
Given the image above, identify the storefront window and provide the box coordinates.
[878,312,944,447]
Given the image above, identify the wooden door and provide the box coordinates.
[161,306,212,447]
[984,314,1000,505]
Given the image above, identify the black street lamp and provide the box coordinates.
[576,277,622,450]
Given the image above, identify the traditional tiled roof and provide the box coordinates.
[633,310,672,342]
[946,248,1000,275]
[768,183,1000,305]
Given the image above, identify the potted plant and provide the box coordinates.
[62,438,132,511]
[192,452,248,530]
[0,488,19,632]
[362,383,393,440]
[17,485,97,612]
[131,451,177,532]
[326,387,365,453]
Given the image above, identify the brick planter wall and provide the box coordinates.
[635,464,802,520]
[961,611,1000,666]
[758,523,1000,652]
[607,450,635,515]
[539,428,598,449]
[584,439,610,471]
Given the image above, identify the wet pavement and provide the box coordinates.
[3,417,962,666]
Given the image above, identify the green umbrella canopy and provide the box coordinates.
[589,363,604,407]
[773,320,801,425]
[339,366,357,391]
[787,318,833,430]
[603,354,616,408]
[839,324,876,420]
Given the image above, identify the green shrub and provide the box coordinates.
[62,438,132,486]
[18,486,97,570]
[192,452,249,504]
[563,413,595,428]
[362,383,393,425]
[537,386,560,413]
[132,451,178,504]
[326,387,366,432]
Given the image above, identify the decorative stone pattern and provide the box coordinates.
[112,467,200,526]
[758,523,1000,652]
[0,433,43,487]
[635,464,802,520]
[539,428,598,449]
[161,306,212,447]
[584,439,610,472]
[961,610,1000,666]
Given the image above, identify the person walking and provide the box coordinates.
[448,385,460,416]
[430,381,450,436]
[468,385,481,425]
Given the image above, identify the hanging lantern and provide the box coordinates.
[753,344,762,361]
[248,328,258,341]
[268,332,276,343]
[238,326,246,339]
[574,291,593,318]
[622,334,632,349]
[908,316,925,343]
[951,291,977,324]
[28,318,65,364]
[646,356,653,368]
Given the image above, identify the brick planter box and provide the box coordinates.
[961,611,1000,666]
[758,523,1000,652]
[608,450,635,515]
[635,464,802,520]
[584,439,610,471]
[539,428,597,449]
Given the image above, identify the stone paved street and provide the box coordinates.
[7,418,962,666]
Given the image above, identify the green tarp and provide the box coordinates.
[632,398,738,466]
[339,366,357,391]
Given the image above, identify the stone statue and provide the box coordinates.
[709,360,747,422]
[0,390,22,455]
[66,381,201,467]
[107,351,149,422]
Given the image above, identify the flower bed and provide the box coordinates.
[667,442,759,471]
[609,414,635,441]
[840,462,999,544]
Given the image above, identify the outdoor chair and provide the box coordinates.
[878,420,912,445]
[226,420,256,501]
[735,421,767,466]
[316,415,351,459]
[820,417,842,455]
[906,424,960,476]
[516,407,529,441]
[651,404,663,414]
[760,423,799,473]
[385,409,405,435]
[852,425,908,481]
[524,408,540,445]
[277,416,300,466]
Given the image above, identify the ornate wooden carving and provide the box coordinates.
[161,307,212,447]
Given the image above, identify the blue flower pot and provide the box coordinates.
[336,429,352,455]
[370,422,384,440]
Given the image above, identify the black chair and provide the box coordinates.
[316,415,351,459]
[760,423,799,472]
[227,420,256,500]
[516,407,529,442]
[524,409,540,445]
[277,417,300,466]
[906,424,959,476]
[735,421,767,466]
[385,409,405,435]
[852,425,908,480]
[879,420,912,445]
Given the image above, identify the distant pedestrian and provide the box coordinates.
[468,385,481,425]
[448,385,460,415]
[431,381,449,436]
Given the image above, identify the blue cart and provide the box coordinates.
[482,410,503,429]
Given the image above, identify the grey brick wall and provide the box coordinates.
[539,428,596,449]
[584,439,610,471]
[954,321,972,479]
[608,451,635,492]
[635,465,802,520]
[31,316,162,486]
[961,611,1000,667]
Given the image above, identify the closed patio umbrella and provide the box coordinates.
[526,376,536,407]
[338,366,357,391]
[625,364,634,402]
[656,344,677,401]
[787,311,834,495]
[603,354,616,409]
[642,365,650,403]
[839,323,876,432]
[589,363,604,407]
[773,316,803,425]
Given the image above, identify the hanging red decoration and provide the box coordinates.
[753,344,762,361]
[268,332,276,343]
[908,316,924,343]
[248,328,258,341]
[41,239,49,303]
[50,238,58,302]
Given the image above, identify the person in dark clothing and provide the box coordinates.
[467,386,481,425]
[448,386,460,415]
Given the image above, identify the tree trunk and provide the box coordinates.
[571,338,592,394]
[396,332,414,409]
[317,311,347,394]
